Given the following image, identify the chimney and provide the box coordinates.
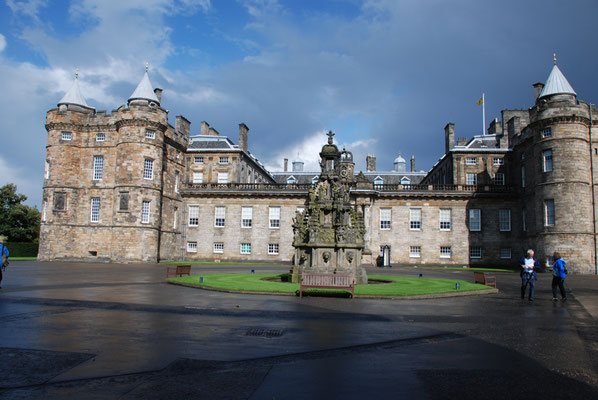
[488,118,502,135]
[366,155,376,172]
[533,82,545,101]
[410,155,415,172]
[175,115,190,137]
[153,88,163,103]
[457,137,468,146]
[201,121,209,135]
[284,158,288,172]
[444,123,455,153]
[238,123,249,152]
[292,161,304,172]
[208,127,219,136]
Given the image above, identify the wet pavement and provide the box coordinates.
[0,261,597,399]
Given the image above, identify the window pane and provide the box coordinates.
[218,172,228,184]
[440,246,451,258]
[187,242,197,252]
[215,206,226,227]
[93,156,103,180]
[90,197,100,222]
[543,150,553,172]
[141,201,150,223]
[439,209,451,230]
[240,243,251,254]
[269,207,280,228]
[545,200,555,226]
[188,205,199,226]
[409,246,421,258]
[409,208,421,230]
[380,208,391,230]
[143,159,153,180]
[242,207,253,228]
[268,243,279,255]
[469,247,482,258]
[193,172,203,184]
[466,173,477,185]
[499,209,511,231]
[469,209,481,231]
[213,242,224,253]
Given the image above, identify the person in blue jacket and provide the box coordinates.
[0,235,9,289]
[519,249,540,301]
[552,251,567,301]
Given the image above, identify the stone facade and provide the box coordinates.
[38,65,598,273]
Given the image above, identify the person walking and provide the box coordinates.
[0,235,9,289]
[519,249,540,302]
[552,252,567,301]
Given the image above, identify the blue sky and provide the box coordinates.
[1,0,597,207]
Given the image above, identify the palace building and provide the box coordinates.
[38,62,598,274]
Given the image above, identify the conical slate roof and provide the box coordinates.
[539,64,576,98]
[58,73,91,108]
[128,69,159,104]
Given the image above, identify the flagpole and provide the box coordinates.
[482,92,486,136]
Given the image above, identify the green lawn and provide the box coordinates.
[6,257,37,261]
[168,273,494,297]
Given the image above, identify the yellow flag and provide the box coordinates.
[476,96,483,106]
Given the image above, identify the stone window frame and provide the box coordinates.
[215,206,226,227]
[500,247,512,259]
[466,173,477,185]
[493,173,505,185]
[468,209,481,231]
[145,129,156,139]
[541,127,552,138]
[493,157,504,166]
[45,160,50,179]
[42,201,47,222]
[143,158,154,180]
[498,209,511,232]
[90,197,101,223]
[213,242,224,253]
[439,209,451,231]
[53,192,67,211]
[241,207,253,228]
[440,246,451,258]
[186,242,197,253]
[93,155,104,181]
[193,172,203,184]
[269,206,281,229]
[194,156,204,164]
[141,200,151,224]
[173,207,178,230]
[409,246,421,258]
[96,132,105,142]
[174,171,180,193]
[219,156,229,165]
[61,131,72,141]
[188,205,199,226]
[240,243,251,254]
[409,208,421,230]
[465,157,477,166]
[268,243,279,255]
[118,192,130,212]
[373,176,384,188]
[380,208,391,230]
[542,149,553,172]
[544,199,555,226]
[469,246,482,259]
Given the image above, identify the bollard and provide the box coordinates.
[419,273,423,278]
[456,282,460,290]
[251,269,255,273]
[200,277,204,283]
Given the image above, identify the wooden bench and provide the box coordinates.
[166,264,191,278]
[300,273,355,298]
[474,271,496,288]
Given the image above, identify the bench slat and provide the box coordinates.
[300,273,355,298]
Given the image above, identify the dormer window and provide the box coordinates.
[61,131,72,141]
[400,176,411,185]
[373,176,384,188]
[466,157,477,165]
[145,129,155,139]
[219,157,229,165]
[311,176,319,185]
[286,176,297,184]
[542,128,552,138]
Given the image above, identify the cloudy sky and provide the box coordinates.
[1,0,597,207]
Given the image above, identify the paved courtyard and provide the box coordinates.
[0,261,597,399]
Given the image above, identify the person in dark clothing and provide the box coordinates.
[519,249,540,301]
[552,251,567,301]
[0,235,9,289]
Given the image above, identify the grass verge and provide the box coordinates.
[168,273,494,297]
[6,257,37,261]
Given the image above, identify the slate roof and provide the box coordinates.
[129,70,160,104]
[539,64,576,98]
[271,171,426,185]
[58,74,92,108]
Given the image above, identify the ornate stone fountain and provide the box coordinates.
[291,131,368,284]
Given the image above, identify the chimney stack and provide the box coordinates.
[201,121,209,135]
[175,115,190,137]
[410,155,415,172]
[238,123,249,152]
[533,82,545,102]
[444,123,455,153]
[366,155,376,172]
[153,88,163,103]
[284,158,288,172]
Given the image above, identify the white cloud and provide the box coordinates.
[0,156,42,207]
[0,34,6,52]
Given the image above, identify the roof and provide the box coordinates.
[58,74,92,108]
[271,171,426,185]
[539,64,576,98]
[453,134,506,151]
[128,70,160,104]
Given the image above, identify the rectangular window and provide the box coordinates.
[218,172,228,184]
[187,242,197,253]
[42,201,47,222]
[193,172,203,184]
[188,205,199,226]
[465,157,477,165]
[145,129,155,139]
[194,156,204,164]
[242,207,253,228]
[466,173,477,185]
[93,155,104,180]
[269,206,280,228]
[439,209,451,231]
[500,247,512,259]
[268,243,279,255]
[493,157,504,166]
[45,160,50,179]
[499,209,511,231]
[522,208,527,232]
[96,133,105,142]
[173,207,178,230]
[543,150,553,172]
[174,171,179,193]
[469,247,482,259]
[61,131,72,141]
[542,127,552,138]
[143,159,154,180]
[409,246,421,258]
[409,208,421,230]
[440,246,451,258]
[545,199,555,226]
[469,209,481,231]
[215,206,226,227]
[380,208,391,230]
[141,200,150,224]
[213,242,224,253]
[90,197,100,223]
[493,173,505,185]
[240,243,251,254]
[521,166,526,188]
[219,157,229,164]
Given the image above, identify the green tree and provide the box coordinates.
[0,184,41,243]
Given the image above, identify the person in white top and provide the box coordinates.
[519,249,540,301]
